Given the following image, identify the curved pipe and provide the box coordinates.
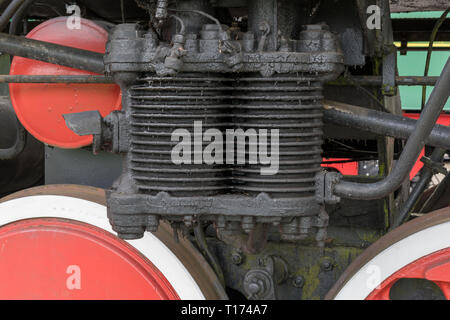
[392,147,447,229]
[8,0,34,35]
[0,0,31,160]
[0,0,26,32]
[0,116,26,160]
[333,57,450,200]
[0,96,26,160]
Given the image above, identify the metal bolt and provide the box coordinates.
[146,215,160,233]
[231,252,243,265]
[247,281,261,296]
[183,215,193,228]
[293,276,305,288]
[256,278,265,291]
[321,258,334,271]
[247,276,266,296]
[216,216,226,232]
[244,269,273,300]
[241,216,255,234]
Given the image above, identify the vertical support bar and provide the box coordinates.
[248,0,278,51]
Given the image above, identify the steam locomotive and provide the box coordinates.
[0,0,449,300]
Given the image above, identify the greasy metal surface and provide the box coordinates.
[313,0,366,66]
[105,16,343,241]
[63,111,103,136]
[231,76,324,198]
[104,22,344,75]
[416,178,450,213]
[0,97,43,196]
[390,0,449,12]
[129,75,228,197]
[325,206,450,299]
[0,184,227,300]
[0,32,105,73]
[127,75,324,198]
[393,148,448,228]
[328,76,440,87]
[333,57,450,200]
[323,100,450,150]
[0,75,113,83]
[0,95,26,160]
[209,236,365,300]
[107,191,322,216]
[45,147,121,189]
[418,171,450,213]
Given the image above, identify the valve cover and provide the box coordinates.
[9,17,122,149]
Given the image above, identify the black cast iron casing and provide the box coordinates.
[105,22,344,243]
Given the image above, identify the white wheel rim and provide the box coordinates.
[0,195,206,300]
[335,221,450,300]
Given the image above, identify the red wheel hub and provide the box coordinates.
[367,248,450,300]
[0,218,179,300]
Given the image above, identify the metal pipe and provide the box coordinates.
[0,75,113,83]
[0,96,26,160]
[8,0,34,35]
[422,7,450,109]
[0,0,10,7]
[327,76,439,87]
[391,147,447,229]
[418,170,450,213]
[394,76,439,86]
[396,47,450,53]
[0,75,439,87]
[193,219,226,287]
[0,0,26,32]
[323,100,450,150]
[0,33,105,73]
[0,117,26,160]
[333,57,450,200]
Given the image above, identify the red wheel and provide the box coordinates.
[366,248,450,300]
[0,218,178,300]
[326,207,450,300]
[0,185,227,300]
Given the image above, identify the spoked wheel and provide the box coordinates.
[0,185,227,300]
[326,206,450,300]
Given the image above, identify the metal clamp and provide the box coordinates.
[421,156,448,175]
[316,171,342,205]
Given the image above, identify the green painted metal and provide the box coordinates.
[397,51,450,110]
[392,10,450,110]
[391,11,448,19]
